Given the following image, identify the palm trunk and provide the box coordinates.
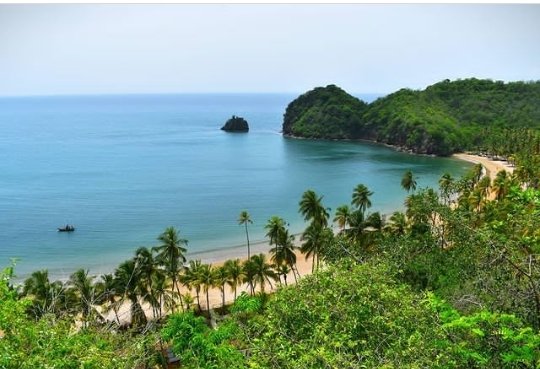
[245,223,251,259]
[195,287,201,311]
[221,285,225,310]
[283,273,288,286]
[111,298,121,326]
[173,275,185,313]
[206,289,210,312]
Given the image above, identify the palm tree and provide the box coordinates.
[214,265,228,310]
[68,268,97,328]
[352,184,373,214]
[238,211,253,259]
[23,269,51,304]
[493,170,510,200]
[182,260,203,311]
[95,273,121,325]
[439,172,454,203]
[274,263,291,286]
[134,246,159,317]
[401,170,417,193]
[23,270,67,318]
[299,190,329,227]
[153,226,188,313]
[149,270,169,319]
[198,264,215,312]
[265,216,286,246]
[224,259,244,300]
[384,211,407,236]
[365,211,383,231]
[242,258,257,296]
[269,228,298,283]
[471,163,483,185]
[476,176,491,200]
[333,204,352,232]
[114,259,147,327]
[301,223,333,273]
[248,254,277,293]
[344,209,366,244]
[182,292,194,311]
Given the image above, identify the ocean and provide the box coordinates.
[0,93,471,280]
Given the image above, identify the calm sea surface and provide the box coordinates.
[0,93,471,280]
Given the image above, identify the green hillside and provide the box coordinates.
[283,78,540,156]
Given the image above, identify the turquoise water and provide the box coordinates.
[0,94,471,280]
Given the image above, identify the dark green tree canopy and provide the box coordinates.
[282,79,540,156]
[282,84,368,139]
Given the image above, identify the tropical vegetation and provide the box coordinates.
[2,80,540,367]
[283,78,540,155]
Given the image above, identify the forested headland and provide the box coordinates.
[283,78,540,156]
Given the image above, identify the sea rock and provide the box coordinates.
[221,115,249,132]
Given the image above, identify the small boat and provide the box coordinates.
[58,224,75,232]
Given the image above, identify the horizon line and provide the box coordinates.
[0,91,389,99]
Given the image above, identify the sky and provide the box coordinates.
[0,4,539,96]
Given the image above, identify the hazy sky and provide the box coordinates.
[1,4,539,96]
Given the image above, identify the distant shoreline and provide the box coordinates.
[452,153,514,180]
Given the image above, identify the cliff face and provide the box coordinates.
[282,79,540,156]
[221,115,249,132]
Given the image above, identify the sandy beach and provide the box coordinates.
[106,236,314,324]
[107,153,516,324]
[453,153,514,180]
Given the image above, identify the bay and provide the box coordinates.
[0,93,471,280]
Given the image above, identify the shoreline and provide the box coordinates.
[104,236,315,325]
[29,151,512,324]
[452,152,514,180]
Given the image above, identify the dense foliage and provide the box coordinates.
[0,265,161,369]
[283,79,540,155]
[282,84,367,139]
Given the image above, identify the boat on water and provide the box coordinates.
[58,224,75,232]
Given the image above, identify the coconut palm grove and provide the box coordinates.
[2,80,540,368]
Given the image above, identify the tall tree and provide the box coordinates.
[493,170,511,200]
[299,190,329,227]
[265,216,286,246]
[301,223,333,272]
[95,273,121,326]
[352,184,373,214]
[238,210,253,259]
[384,211,408,236]
[198,264,215,312]
[401,170,417,193]
[214,265,228,310]
[22,270,67,319]
[333,204,352,232]
[153,226,188,313]
[270,228,298,283]
[134,246,159,318]
[249,254,278,293]
[224,259,244,301]
[182,260,203,311]
[439,172,454,204]
[114,259,147,327]
[68,268,97,328]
